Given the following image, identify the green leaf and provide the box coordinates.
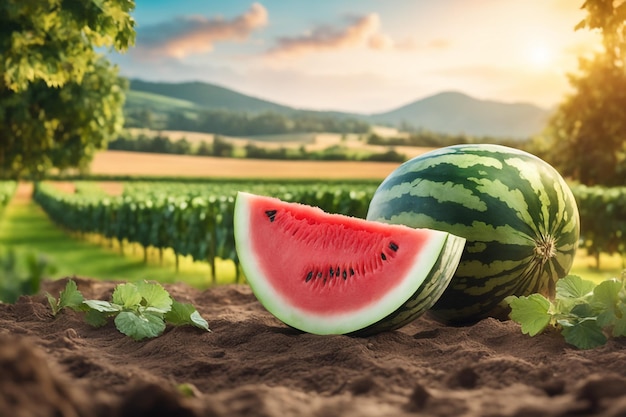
[592,278,622,306]
[561,319,607,349]
[46,292,61,316]
[84,309,108,327]
[506,294,551,336]
[84,299,121,313]
[165,300,210,331]
[556,275,596,300]
[592,279,623,328]
[46,280,84,316]
[570,303,596,318]
[58,280,84,310]
[114,311,166,341]
[136,281,172,313]
[112,283,142,308]
[190,311,210,331]
[611,302,626,337]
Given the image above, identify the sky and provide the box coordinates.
[108,0,603,114]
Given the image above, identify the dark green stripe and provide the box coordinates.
[460,240,533,264]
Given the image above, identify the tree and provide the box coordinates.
[196,140,212,156]
[172,137,192,155]
[0,0,135,179]
[536,0,626,185]
[212,135,234,157]
[149,135,174,154]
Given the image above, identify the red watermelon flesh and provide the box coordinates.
[234,192,465,335]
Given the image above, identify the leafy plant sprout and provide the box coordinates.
[47,280,210,341]
[506,271,626,349]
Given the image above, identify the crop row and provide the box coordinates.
[32,181,626,283]
[570,184,626,268]
[33,181,377,283]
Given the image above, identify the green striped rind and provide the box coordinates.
[366,144,580,324]
[352,234,466,336]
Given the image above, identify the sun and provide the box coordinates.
[526,44,553,69]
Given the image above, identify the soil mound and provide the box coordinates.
[1,277,626,417]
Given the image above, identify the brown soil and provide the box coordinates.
[2,277,626,417]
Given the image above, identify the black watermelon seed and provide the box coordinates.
[329,267,334,277]
[317,272,323,278]
[265,210,277,222]
[305,271,313,283]
[350,268,355,276]
[335,267,340,277]
[342,270,347,280]
[381,252,387,261]
[389,242,399,252]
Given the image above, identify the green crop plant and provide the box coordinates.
[507,273,626,349]
[47,279,210,340]
[29,180,626,286]
[0,248,56,303]
[33,181,377,284]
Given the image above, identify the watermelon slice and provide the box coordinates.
[234,192,465,335]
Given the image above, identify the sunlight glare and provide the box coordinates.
[527,44,553,68]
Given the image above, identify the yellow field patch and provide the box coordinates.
[90,150,403,180]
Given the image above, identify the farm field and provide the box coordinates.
[89,150,405,179]
[5,177,622,288]
[126,127,438,160]
[0,183,234,288]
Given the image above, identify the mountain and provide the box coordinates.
[127,80,551,139]
[369,91,550,139]
[129,79,295,114]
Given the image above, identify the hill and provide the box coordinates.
[125,90,197,112]
[129,79,295,114]
[369,91,549,138]
[127,80,551,139]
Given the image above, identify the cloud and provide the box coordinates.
[266,13,414,58]
[135,3,268,59]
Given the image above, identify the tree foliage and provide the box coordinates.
[535,0,626,186]
[0,0,135,179]
[126,107,372,137]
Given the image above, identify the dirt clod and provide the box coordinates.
[447,366,479,389]
[575,375,626,409]
[405,383,431,411]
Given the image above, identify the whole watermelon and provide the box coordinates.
[367,144,580,324]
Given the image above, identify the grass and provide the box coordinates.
[570,250,624,284]
[0,191,237,289]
